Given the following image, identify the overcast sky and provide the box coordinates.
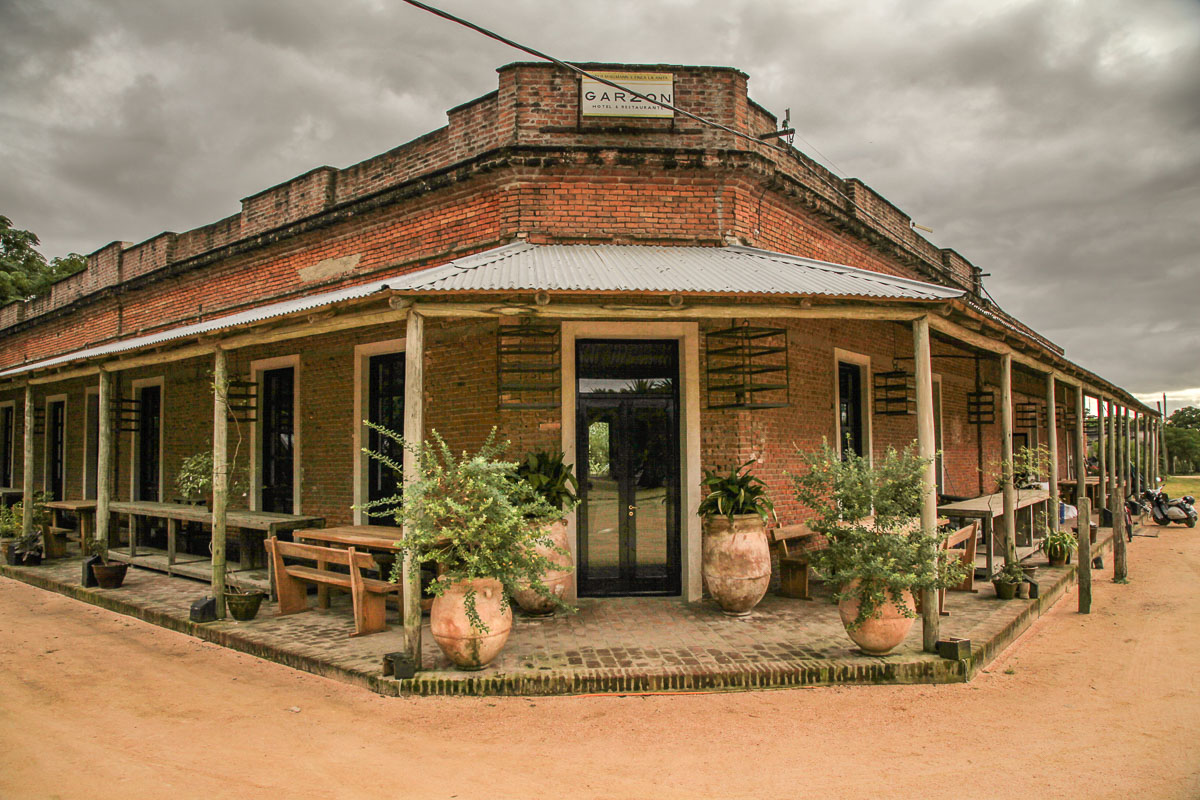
[2,0,1198,411]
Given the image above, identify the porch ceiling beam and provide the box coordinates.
[411,300,935,321]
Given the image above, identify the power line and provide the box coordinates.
[399,0,959,284]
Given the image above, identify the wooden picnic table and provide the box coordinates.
[1058,476,1101,505]
[938,489,1051,577]
[44,499,98,545]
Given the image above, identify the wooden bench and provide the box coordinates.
[264,537,400,637]
[935,520,980,616]
[770,522,828,600]
[42,526,73,559]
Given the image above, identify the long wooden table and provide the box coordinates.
[45,499,98,546]
[1058,476,1101,506]
[938,489,1051,577]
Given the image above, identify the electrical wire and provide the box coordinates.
[398,0,950,277]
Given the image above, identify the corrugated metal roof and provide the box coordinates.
[0,242,962,378]
[390,242,965,300]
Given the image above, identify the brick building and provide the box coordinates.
[0,62,1154,610]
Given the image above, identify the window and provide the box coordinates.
[260,366,296,513]
[0,403,14,488]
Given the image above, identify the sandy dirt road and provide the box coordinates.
[2,527,1198,800]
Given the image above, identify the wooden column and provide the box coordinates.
[913,317,939,652]
[96,370,112,547]
[1160,394,1169,475]
[1074,385,1091,612]
[1141,414,1150,493]
[401,310,425,667]
[1114,405,1128,581]
[212,348,229,619]
[1077,496,1092,613]
[1045,375,1059,530]
[1000,354,1017,568]
[1097,399,1107,511]
[21,383,34,538]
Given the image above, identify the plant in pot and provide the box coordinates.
[1040,516,1076,568]
[367,425,570,671]
[0,503,21,565]
[790,441,969,656]
[5,493,52,566]
[84,537,129,589]
[224,580,267,621]
[698,459,775,616]
[991,559,1025,600]
[511,450,579,616]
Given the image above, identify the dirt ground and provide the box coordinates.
[2,527,1198,800]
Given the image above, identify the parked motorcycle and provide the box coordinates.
[1142,481,1198,528]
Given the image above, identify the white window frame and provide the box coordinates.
[352,338,406,525]
[128,377,165,502]
[832,348,873,465]
[42,393,69,498]
[561,321,702,602]
[81,387,99,500]
[249,355,301,515]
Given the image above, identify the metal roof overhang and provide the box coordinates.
[0,242,962,381]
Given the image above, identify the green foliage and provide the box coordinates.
[1038,513,1076,561]
[174,449,248,503]
[84,534,109,563]
[514,450,579,514]
[789,441,969,630]
[1164,426,1200,474]
[698,460,774,522]
[0,216,86,304]
[995,559,1026,584]
[1167,406,1200,431]
[587,421,610,475]
[0,503,20,538]
[362,425,573,632]
[5,491,51,555]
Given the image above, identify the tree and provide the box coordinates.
[1167,406,1200,431]
[0,216,86,305]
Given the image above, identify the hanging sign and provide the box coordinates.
[581,71,674,118]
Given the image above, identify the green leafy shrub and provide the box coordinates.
[1039,513,1076,562]
[698,460,774,521]
[362,425,572,632]
[514,450,579,514]
[789,441,969,630]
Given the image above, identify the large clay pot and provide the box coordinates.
[513,519,573,616]
[837,582,916,655]
[702,514,771,617]
[430,578,512,670]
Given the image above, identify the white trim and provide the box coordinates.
[128,377,165,502]
[249,355,301,515]
[932,373,945,493]
[42,393,68,498]
[561,321,702,602]
[82,387,99,500]
[352,338,406,525]
[833,348,873,464]
[0,399,15,488]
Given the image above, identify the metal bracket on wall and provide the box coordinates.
[497,321,561,410]
[225,380,258,423]
[109,397,141,433]
[705,323,789,410]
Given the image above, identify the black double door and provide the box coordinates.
[366,352,405,525]
[576,340,681,597]
[260,367,295,513]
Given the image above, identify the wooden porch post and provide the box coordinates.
[1160,395,1169,475]
[1141,413,1149,494]
[1000,354,1017,568]
[402,309,425,667]
[96,369,112,547]
[212,347,229,619]
[1097,399,1107,512]
[1045,374,1059,530]
[1114,405,1128,581]
[1074,384,1091,612]
[913,317,939,652]
[21,383,34,538]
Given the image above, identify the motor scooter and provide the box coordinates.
[1142,480,1198,528]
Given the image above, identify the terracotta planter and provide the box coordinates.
[513,519,573,616]
[224,591,266,621]
[836,582,916,655]
[430,578,512,670]
[701,514,771,616]
[92,562,128,589]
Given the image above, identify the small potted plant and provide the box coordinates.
[791,441,969,655]
[991,559,1025,600]
[366,425,569,670]
[1040,517,1076,568]
[511,450,579,616]
[0,503,21,565]
[698,459,775,616]
[85,536,129,589]
[224,580,267,621]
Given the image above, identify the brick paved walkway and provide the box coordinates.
[0,529,1113,696]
